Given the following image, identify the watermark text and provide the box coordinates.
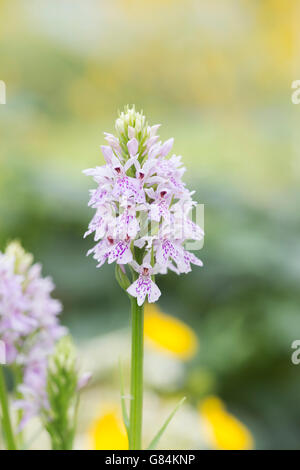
[0,80,6,104]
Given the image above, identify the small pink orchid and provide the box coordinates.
[127,254,161,306]
[87,234,132,267]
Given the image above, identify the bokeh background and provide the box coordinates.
[1,0,300,450]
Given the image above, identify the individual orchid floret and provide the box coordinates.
[127,137,139,158]
[103,132,122,155]
[146,185,173,222]
[116,203,140,240]
[126,254,161,306]
[87,234,133,267]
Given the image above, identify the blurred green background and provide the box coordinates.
[1,0,300,449]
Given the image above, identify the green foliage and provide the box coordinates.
[42,336,79,450]
[115,264,131,292]
[119,360,129,435]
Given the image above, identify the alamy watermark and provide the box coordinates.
[291,340,300,365]
[291,80,300,104]
[0,340,6,365]
[0,80,6,104]
[93,196,205,251]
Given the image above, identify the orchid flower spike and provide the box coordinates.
[0,241,66,429]
[83,105,204,306]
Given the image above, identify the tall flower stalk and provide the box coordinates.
[84,106,204,449]
[128,298,144,449]
[0,366,16,450]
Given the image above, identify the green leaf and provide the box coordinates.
[147,397,186,450]
[118,359,129,434]
[115,265,131,291]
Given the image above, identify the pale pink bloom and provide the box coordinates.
[116,204,140,240]
[160,137,174,157]
[127,137,139,157]
[146,186,172,222]
[127,255,161,306]
[88,236,132,267]
[104,132,122,155]
[77,372,92,391]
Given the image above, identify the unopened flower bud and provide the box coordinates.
[5,240,33,275]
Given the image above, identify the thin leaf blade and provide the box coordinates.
[147,397,186,450]
[118,359,129,434]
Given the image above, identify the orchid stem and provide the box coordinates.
[129,298,144,450]
[0,366,17,450]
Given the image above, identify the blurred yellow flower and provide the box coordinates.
[88,406,128,450]
[199,396,253,450]
[144,304,198,360]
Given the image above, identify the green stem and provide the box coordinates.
[129,298,144,450]
[13,365,24,448]
[0,366,17,450]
